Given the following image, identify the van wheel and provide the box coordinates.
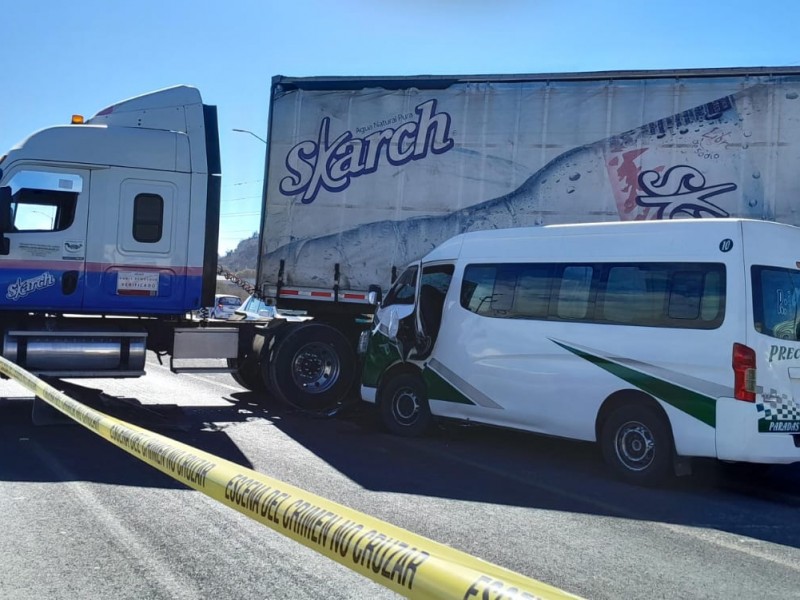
[268,323,355,413]
[379,373,432,437]
[600,404,673,486]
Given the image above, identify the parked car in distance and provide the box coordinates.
[208,294,243,319]
[234,295,309,321]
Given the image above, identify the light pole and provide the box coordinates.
[232,128,267,145]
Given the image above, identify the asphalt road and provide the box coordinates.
[1,355,799,599]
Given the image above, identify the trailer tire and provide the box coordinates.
[378,373,432,437]
[600,403,673,486]
[268,322,356,413]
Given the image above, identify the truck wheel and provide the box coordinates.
[268,323,355,413]
[378,373,432,437]
[600,404,673,486]
[226,358,266,393]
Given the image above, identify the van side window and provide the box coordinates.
[461,265,498,315]
[603,266,665,324]
[668,271,706,319]
[461,264,554,318]
[557,266,593,319]
[461,261,725,329]
[419,264,455,344]
[601,263,724,328]
[511,265,553,318]
[133,193,164,243]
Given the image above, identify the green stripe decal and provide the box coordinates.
[423,366,475,406]
[361,330,403,388]
[553,340,717,428]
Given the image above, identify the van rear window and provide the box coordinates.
[752,266,800,340]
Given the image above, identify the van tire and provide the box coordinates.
[379,373,432,437]
[600,404,673,486]
[268,323,356,413]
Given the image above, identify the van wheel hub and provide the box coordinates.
[393,389,420,424]
[616,421,655,471]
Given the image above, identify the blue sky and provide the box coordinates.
[2,0,797,253]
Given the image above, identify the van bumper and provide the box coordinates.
[361,385,377,404]
[716,397,800,463]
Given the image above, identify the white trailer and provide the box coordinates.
[252,67,800,411]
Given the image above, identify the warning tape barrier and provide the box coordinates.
[1,356,582,600]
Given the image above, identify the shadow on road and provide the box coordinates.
[0,382,256,490]
[224,392,800,550]
[2,383,799,550]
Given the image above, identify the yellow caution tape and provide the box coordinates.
[0,356,582,600]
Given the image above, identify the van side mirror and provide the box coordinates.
[0,186,11,255]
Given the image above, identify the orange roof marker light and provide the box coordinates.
[71,114,84,124]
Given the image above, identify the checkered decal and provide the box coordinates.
[757,389,800,421]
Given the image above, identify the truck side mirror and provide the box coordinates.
[0,186,11,255]
[0,186,11,230]
[367,284,382,306]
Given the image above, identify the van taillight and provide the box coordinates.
[733,343,756,402]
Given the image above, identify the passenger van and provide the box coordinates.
[360,219,800,484]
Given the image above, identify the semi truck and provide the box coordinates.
[2,66,800,413]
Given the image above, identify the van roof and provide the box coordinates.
[423,218,800,263]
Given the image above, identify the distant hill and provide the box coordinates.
[218,233,259,274]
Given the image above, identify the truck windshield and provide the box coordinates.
[753,266,800,340]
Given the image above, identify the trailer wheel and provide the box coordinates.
[378,373,432,437]
[268,323,355,413]
[600,403,673,486]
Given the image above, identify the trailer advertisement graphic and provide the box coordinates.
[279,99,454,204]
[633,164,736,219]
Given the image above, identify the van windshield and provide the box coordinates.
[382,266,418,306]
[752,266,800,340]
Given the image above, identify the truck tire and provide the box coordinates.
[268,322,356,413]
[226,327,270,396]
[378,373,432,437]
[600,403,673,486]
[226,358,266,393]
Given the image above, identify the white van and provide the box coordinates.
[360,219,800,484]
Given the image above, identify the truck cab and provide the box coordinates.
[0,86,220,315]
[0,86,222,377]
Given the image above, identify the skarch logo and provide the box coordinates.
[280,99,455,204]
[7,272,56,301]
